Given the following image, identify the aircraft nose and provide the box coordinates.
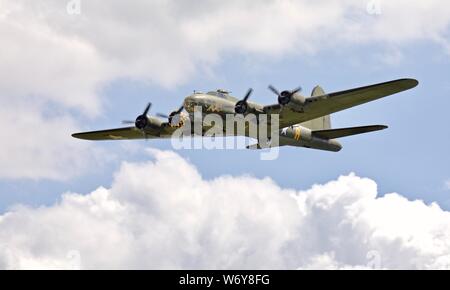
[184,95,201,112]
[183,96,193,112]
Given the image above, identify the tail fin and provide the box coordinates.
[300,86,331,130]
[311,85,325,97]
[312,125,388,139]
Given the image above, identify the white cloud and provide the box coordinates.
[0,0,114,179]
[2,0,450,105]
[0,1,113,115]
[0,149,449,269]
[0,98,107,180]
[1,0,450,179]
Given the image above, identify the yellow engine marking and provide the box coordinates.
[294,127,301,141]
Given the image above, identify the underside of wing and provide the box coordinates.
[264,78,418,128]
[72,127,159,141]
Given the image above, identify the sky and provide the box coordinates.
[0,0,450,269]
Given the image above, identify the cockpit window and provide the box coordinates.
[207,91,224,98]
[207,89,230,99]
[217,89,230,94]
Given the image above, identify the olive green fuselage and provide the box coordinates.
[150,90,341,152]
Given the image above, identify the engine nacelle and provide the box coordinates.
[169,112,189,128]
[284,93,306,111]
[147,116,164,128]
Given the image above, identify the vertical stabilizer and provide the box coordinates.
[300,86,331,130]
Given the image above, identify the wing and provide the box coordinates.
[72,126,164,141]
[264,78,418,128]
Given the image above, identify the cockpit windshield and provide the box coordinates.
[207,91,224,98]
[207,89,232,99]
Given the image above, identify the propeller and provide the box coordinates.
[156,113,169,119]
[268,85,302,106]
[173,104,184,114]
[121,103,153,139]
[134,103,152,130]
[156,104,184,124]
[234,88,253,114]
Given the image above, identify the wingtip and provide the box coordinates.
[400,78,419,89]
[408,78,419,87]
[72,133,87,140]
[372,125,388,131]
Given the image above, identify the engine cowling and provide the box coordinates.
[234,100,248,114]
[234,88,254,114]
[135,115,163,129]
[278,91,306,111]
[169,112,189,128]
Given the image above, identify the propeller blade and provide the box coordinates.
[156,113,169,119]
[175,105,184,114]
[243,88,253,101]
[268,85,280,96]
[122,120,135,124]
[291,86,302,94]
[142,102,152,116]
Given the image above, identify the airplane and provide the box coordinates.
[72,78,419,152]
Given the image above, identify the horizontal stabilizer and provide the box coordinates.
[312,125,388,139]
